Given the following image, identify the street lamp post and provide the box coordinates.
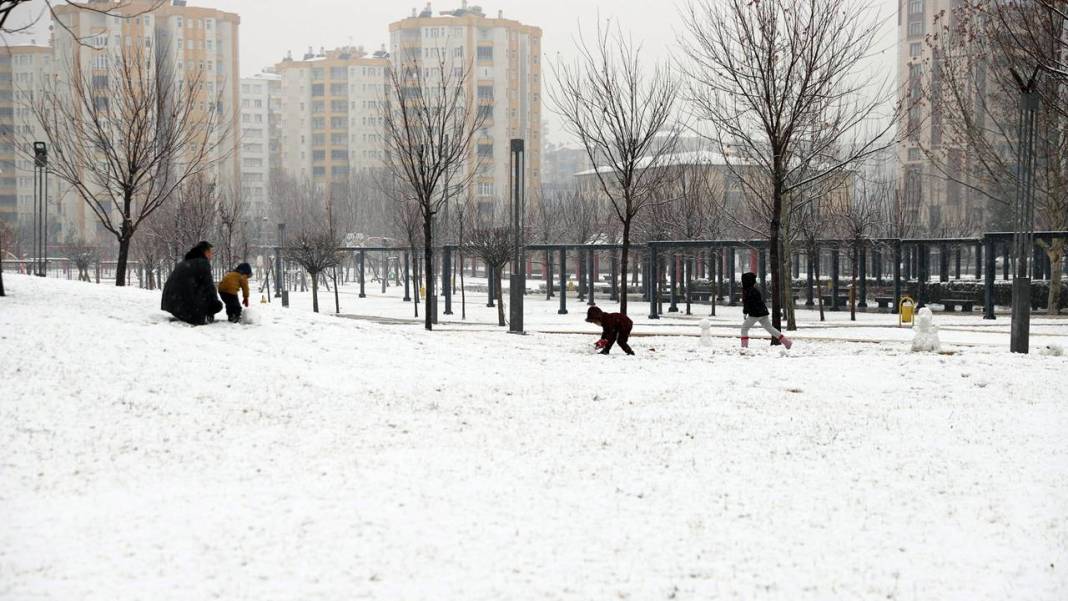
[32,142,48,277]
[1010,69,1039,354]
[509,139,526,334]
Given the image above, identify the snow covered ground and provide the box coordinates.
[1,273,1066,600]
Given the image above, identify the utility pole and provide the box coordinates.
[32,142,47,277]
[509,139,526,334]
[1010,68,1039,354]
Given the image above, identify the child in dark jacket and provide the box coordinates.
[740,272,793,349]
[586,305,635,355]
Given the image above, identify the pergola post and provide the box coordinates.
[443,246,453,315]
[859,243,868,308]
[685,254,694,315]
[873,245,883,285]
[1002,243,1010,280]
[558,248,568,315]
[831,245,841,311]
[648,244,660,319]
[359,250,366,298]
[668,252,679,313]
[586,249,596,306]
[940,243,950,282]
[546,249,554,300]
[403,251,411,301]
[758,247,767,297]
[805,249,815,307]
[954,245,962,280]
[984,236,996,319]
[893,239,902,314]
[975,242,983,280]
[728,246,737,306]
[609,250,619,302]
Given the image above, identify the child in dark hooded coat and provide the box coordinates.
[740,272,793,349]
[586,305,635,355]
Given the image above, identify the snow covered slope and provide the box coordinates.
[1,275,1065,600]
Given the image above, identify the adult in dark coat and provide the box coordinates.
[586,305,635,355]
[161,241,223,325]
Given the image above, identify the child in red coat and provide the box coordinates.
[586,306,635,355]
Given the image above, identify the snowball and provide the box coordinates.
[1041,344,1065,357]
[240,306,261,326]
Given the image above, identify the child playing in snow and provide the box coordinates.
[586,305,635,355]
[740,272,792,349]
[218,263,252,323]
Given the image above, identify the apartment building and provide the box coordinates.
[239,71,281,224]
[0,44,52,233]
[49,0,241,242]
[389,2,543,219]
[898,0,998,233]
[274,46,389,195]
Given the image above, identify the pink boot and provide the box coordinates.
[779,335,793,350]
[741,337,749,349]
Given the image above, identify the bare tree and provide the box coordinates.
[381,52,486,330]
[830,174,889,321]
[216,180,248,271]
[25,42,227,286]
[548,18,681,315]
[148,173,219,265]
[463,222,512,327]
[923,1,1068,314]
[680,0,894,340]
[286,229,342,314]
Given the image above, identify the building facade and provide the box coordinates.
[49,0,241,242]
[0,44,52,234]
[898,0,997,235]
[239,71,281,226]
[389,2,543,220]
[274,46,389,195]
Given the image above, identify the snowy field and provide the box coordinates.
[1,273,1066,600]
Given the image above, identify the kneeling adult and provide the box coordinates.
[161,241,223,325]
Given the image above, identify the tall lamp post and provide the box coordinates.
[1010,68,1039,354]
[509,138,526,334]
[32,141,48,277]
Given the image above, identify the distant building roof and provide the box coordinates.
[573,150,733,178]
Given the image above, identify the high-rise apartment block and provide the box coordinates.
[48,0,241,242]
[898,0,995,233]
[274,46,390,193]
[389,2,542,219]
[240,71,281,223]
[0,44,51,232]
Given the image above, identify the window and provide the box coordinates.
[243,158,263,168]
[477,105,493,120]
[331,149,347,160]
[311,68,324,81]
[313,166,326,177]
[908,21,924,37]
[311,117,325,129]
[909,42,922,57]
[312,150,326,161]
[477,46,493,61]
[330,66,346,79]
[331,133,346,145]
[331,99,347,112]
[908,148,921,161]
[330,82,346,95]
[477,182,495,196]
[312,133,326,145]
[908,0,923,15]
[311,83,324,97]
[477,143,493,157]
[330,116,346,128]
[311,100,325,114]
[477,85,493,99]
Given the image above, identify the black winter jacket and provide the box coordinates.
[161,252,222,325]
[742,286,769,318]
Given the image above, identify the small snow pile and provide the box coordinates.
[1040,344,1065,357]
[911,307,941,353]
[699,318,714,347]
[240,305,262,325]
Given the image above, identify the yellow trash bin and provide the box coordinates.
[899,295,916,327]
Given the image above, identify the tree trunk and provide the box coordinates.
[1047,240,1064,316]
[768,182,783,344]
[850,240,858,322]
[460,252,467,320]
[781,241,796,331]
[114,232,132,287]
[311,272,320,313]
[619,219,631,314]
[497,266,506,326]
[815,247,826,322]
[423,212,434,331]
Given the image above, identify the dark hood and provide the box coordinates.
[586,305,605,322]
[184,241,213,261]
[741,272,757,289]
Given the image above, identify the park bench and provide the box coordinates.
[874,296,895,311]
[820,294,849,308]
[941,299,975,312]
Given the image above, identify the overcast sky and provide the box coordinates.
[4,0,901,144]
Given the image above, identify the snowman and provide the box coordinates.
[911,306,941,353]
[699,318,714,347]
